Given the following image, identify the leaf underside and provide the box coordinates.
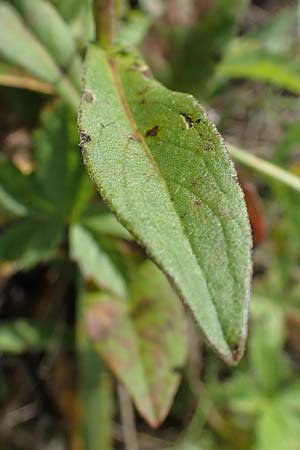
[79,46,252,364]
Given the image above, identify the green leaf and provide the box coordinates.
[49,0,95,48]
[256,403,300,450]
[164,0,247,96]
[0,216,63,268]
[82,210,132,240]
[218,39,300,94]
[278,382,300,414]
[77,276,114,450]
[13,0,82,90]
[84,261,187,427]
[0,61,54,93]
[250,296,287,393]
[80,360,114,450]
[0,155,52,216]
[70,224,127,298]
[116,9,152,49]
[0,319,70,353]
[79,46,252,364]
[0,2,79,108]
[34,104,94,219]
[210,373,261,415]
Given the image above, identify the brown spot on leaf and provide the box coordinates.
[193,199,202,208]
[79,131,91,147]
[131,297,152,319]
[128,62,153,78]
[181,113,194,129]
[203,142,213,152]
[195,118,202,124]
[145,125,159,137]
[232,343,242,363]
[128,133,141,143]
[85,302,121,341]
[138,85,150,96]
[82,89,94,103]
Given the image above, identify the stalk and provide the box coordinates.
[93,0,117,49]
[228,144,300,194]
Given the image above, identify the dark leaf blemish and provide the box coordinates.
[80,131,91,147]
[180,113,194,129]
[203,142,213,151]
[195,118,201,124]
[193,199,202,207]
[82,89,95,103]
[129,62,153,78]
[145,125,159,137]
[128,133,141,143]
[232,343,241,362]
[138,85,149,96]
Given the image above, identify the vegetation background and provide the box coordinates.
[0,0,300,449]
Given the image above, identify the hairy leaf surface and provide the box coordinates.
[79,46,252,363]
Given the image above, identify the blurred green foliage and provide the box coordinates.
[0,1,300,450]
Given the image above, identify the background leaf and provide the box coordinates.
[33,104,94,219]
[85,261,187,427]
[81,208,132,240]
[0,216,63,268]
[0,319,70,353]
[0,2,79,107]
[70,224,127,298]
[77,275,114,450]
[0,155,52,216]
[13,0,82,91]
[0,61,54,93]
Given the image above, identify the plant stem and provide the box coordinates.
[94,0,116,49]
[228,143,300,193]
[117,384,139,450]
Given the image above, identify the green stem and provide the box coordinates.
[228,143,300,193]
[94,0,116,49]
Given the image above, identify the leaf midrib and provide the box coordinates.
[104,53,230,355]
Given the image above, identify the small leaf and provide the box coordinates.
[82,210,132,240]
[256,403,300,450]
[49,0,95,48]
[79,46,252,363]
[218,38,300,94]
[116,10,152,49]
[0,2,79,107]
[0,61,54,93]
[156,0,247,96]
[0,216,63,268]
[85,261,187,427]
[0,319,70,353]
[34,103,94,218]
[77,273,114,450]
[70,224,127,298]
[13,0,82,90]
[0,155,52,216]
[250,296,287,392]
